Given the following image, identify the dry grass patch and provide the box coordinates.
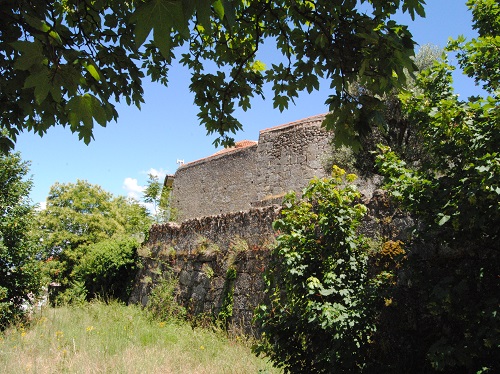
[0,301,279,374]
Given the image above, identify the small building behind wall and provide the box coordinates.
[169,114,333,221]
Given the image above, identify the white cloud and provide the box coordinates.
[123,177,145,200]
[35,201,47,211]
[146,168,168,179]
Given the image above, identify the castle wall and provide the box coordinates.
[130,190,413,334]
[171,114,332,221]
[255,114,332,202]
[172,144,258,221]
[129,206,280,335]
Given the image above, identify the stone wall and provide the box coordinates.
[129,191,413,334]
[129,205,281,335]
[254,114,332,202]
[171,143,258,220]
[171,114,332,221]
[130,112,416,334]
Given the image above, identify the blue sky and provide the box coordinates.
[16,1,484,207]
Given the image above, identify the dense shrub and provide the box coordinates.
[371,2,500,370]
[72,236,140,302]
[254,167,388,373]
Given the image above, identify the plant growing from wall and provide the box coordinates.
[253,166,385,373]
[217,266,237,329]
[146,274,186,322]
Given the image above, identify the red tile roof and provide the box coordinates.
[178,113,328,170]
[211,140,258,156]
[179,140,258,169]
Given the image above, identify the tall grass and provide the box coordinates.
[0,301,279,373]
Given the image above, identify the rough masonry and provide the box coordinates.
[130,114,410,333]
[129,205,281,335]
[170,114,332,221]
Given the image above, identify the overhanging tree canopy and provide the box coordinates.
[1,0,425,150]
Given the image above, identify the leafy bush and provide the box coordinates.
[371,3,500,370]
[254,166,385,373]
[145,276,186,322]
[73,236,140,302]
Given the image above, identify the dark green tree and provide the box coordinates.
[326,44,444,174]
[1,0,425,149]
[373,1,500,371]
[0,151,42,329]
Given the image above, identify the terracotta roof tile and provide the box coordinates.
[180,140,258,168]
[178,113,327,170]
[212,140,258,156]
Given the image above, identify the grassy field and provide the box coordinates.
[0,301,279,374]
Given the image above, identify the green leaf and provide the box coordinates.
[190,0,212,32]
[213,0,224,19]
[437,215,451,226]
[154,19,172,59]
[84,62,101,81]
[12,41,44,71]
[23,69,50,104]
[66,94,108,141]
[130,2,156,47]
[0,135,15,154]
[222,0,236,26]
[130,0,188,53]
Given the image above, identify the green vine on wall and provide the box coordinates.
[217,266,237,328]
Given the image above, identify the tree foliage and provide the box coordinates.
[254,167,385,373]
[73,236,140,302]
[450,0,500,94]
[377,2,500,250]
[373,1,500,371]
[0,152,42,329]
[1,0,425,149]
[336,43,444,174]
[256,2,499,372]
[38,180,151,256]
[36,180,151,303]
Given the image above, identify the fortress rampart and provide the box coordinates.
[170,114,332,221]
[130,114,412,332]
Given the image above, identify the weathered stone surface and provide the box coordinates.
[129,206,280,335]
[129,114,413,335]
[171,114,332,221]
[129,196,410,334]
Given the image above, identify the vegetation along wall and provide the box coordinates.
[130,188,412,333]
[129,205,280,334]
